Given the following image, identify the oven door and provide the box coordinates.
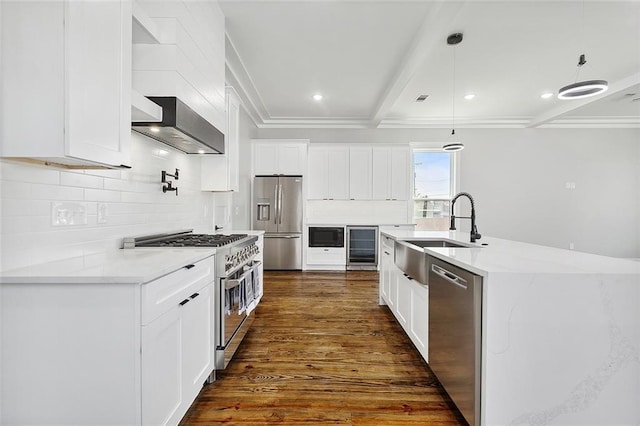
[215,261,261,369]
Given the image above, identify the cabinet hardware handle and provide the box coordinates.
[190,293,200,299]
[184,264,196,269]
[179,299,190,306]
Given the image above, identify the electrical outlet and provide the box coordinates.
[97,203,108,224]
[569,242,575,250]
[52,202,88,226]
[565,182,576,190]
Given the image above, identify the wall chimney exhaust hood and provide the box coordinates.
[132,97,224,154]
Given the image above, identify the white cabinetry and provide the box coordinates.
[202,87,241,191]
[306,248,347,269]
[349,147,372,200]
[378,234,428,362]
[372,146,410,200]
[252,140,308,175]
[0,1,132,169]
[1,255,215,425]
[307,146,349,200]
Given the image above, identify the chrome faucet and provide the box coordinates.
[449,192,482,243]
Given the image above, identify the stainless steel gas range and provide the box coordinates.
[123,230,263,372]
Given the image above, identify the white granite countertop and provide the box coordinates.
[0,248,217,285]
[381,229,640,276]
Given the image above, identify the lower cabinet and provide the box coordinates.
[306,247,346,270]
[378,235,429,362]
[142,283,212,426]
[0,255,215,426]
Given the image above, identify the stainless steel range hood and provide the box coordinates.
[131,97,224,154]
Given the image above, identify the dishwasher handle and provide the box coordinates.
[431,264,468,289]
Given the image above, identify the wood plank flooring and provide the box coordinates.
[181,271,465,425]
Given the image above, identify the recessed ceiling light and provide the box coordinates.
[149,126,160,133]
[540,92,554,99]
[313,94,323,101]
[197,149,206,154]
[464,94,475,100]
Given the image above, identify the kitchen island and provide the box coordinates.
[381,229,640,425]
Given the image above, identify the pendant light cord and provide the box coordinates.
[575,0,585,83]
[452,45,456,135]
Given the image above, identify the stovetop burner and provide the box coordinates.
[134,233,248,248]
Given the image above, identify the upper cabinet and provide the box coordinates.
[201,87,241,191]
[372,146,410,200]
[349,147,372,200]
[0,1,132,169]
[307,146,349,200]
[307,144,410,201]
[252,140,308,175]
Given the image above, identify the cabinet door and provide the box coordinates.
[278,144,306,175]
[388,266,398,311]
[396,273,411,331]
[253,144,278,175]
[181,284,212,404]
[379,248,392,304]
[141,307,183,426]
[327,147,349,200]
[349,147,372,200]
[409,282,429,362]
[390,147,410,200]
[372,147,391,200]
[65,1,131,167]
[307,146,329,199]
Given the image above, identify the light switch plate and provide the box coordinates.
[97,203,108,224]
[52,202,88,226]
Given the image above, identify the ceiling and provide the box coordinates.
[219,0,640,129]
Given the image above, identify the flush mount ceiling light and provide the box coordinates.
[312,94,323,101]
[443,143,464,152]
[464,94,475,100]
[540,92,554,99]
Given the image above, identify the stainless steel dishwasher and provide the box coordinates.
[428,256,482,426]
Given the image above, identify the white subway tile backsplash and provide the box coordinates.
[84,188,122,202]
[1,181,32,199]
[1,135,215,271]
[31,184,84,201]
[0,160,60,184]
[60,172,104,189]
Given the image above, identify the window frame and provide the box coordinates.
[409,144,460,226]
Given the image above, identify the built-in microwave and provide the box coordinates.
[308,226,345,248]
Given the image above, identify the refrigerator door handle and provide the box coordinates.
[273,184,279,225]
[278,184,283,225]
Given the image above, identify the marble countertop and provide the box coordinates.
[0,248,217,285]
[381,229,640,277]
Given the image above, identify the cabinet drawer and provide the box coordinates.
[142,256,215,325]
[307,248,345,265]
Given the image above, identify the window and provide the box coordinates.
[413,150,455,230]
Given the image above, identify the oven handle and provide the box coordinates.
[223,261,262,290]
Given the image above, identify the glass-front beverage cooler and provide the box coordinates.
[346,226,378,270]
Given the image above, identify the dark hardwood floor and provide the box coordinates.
[181,271,465,425]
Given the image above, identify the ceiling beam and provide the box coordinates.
[368,1,466,129]
[527,72,640,128]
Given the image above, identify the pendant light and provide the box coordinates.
[443,33,464,152]
[558,3,608,100]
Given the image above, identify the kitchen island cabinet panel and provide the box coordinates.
[0,0,132,169]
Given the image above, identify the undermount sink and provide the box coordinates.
[403,239,473,249]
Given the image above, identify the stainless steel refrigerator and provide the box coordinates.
[253,175,303,270]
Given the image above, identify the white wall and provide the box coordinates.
[231,106,258,230]
[0,133,215,271]
[256,127,640,258]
